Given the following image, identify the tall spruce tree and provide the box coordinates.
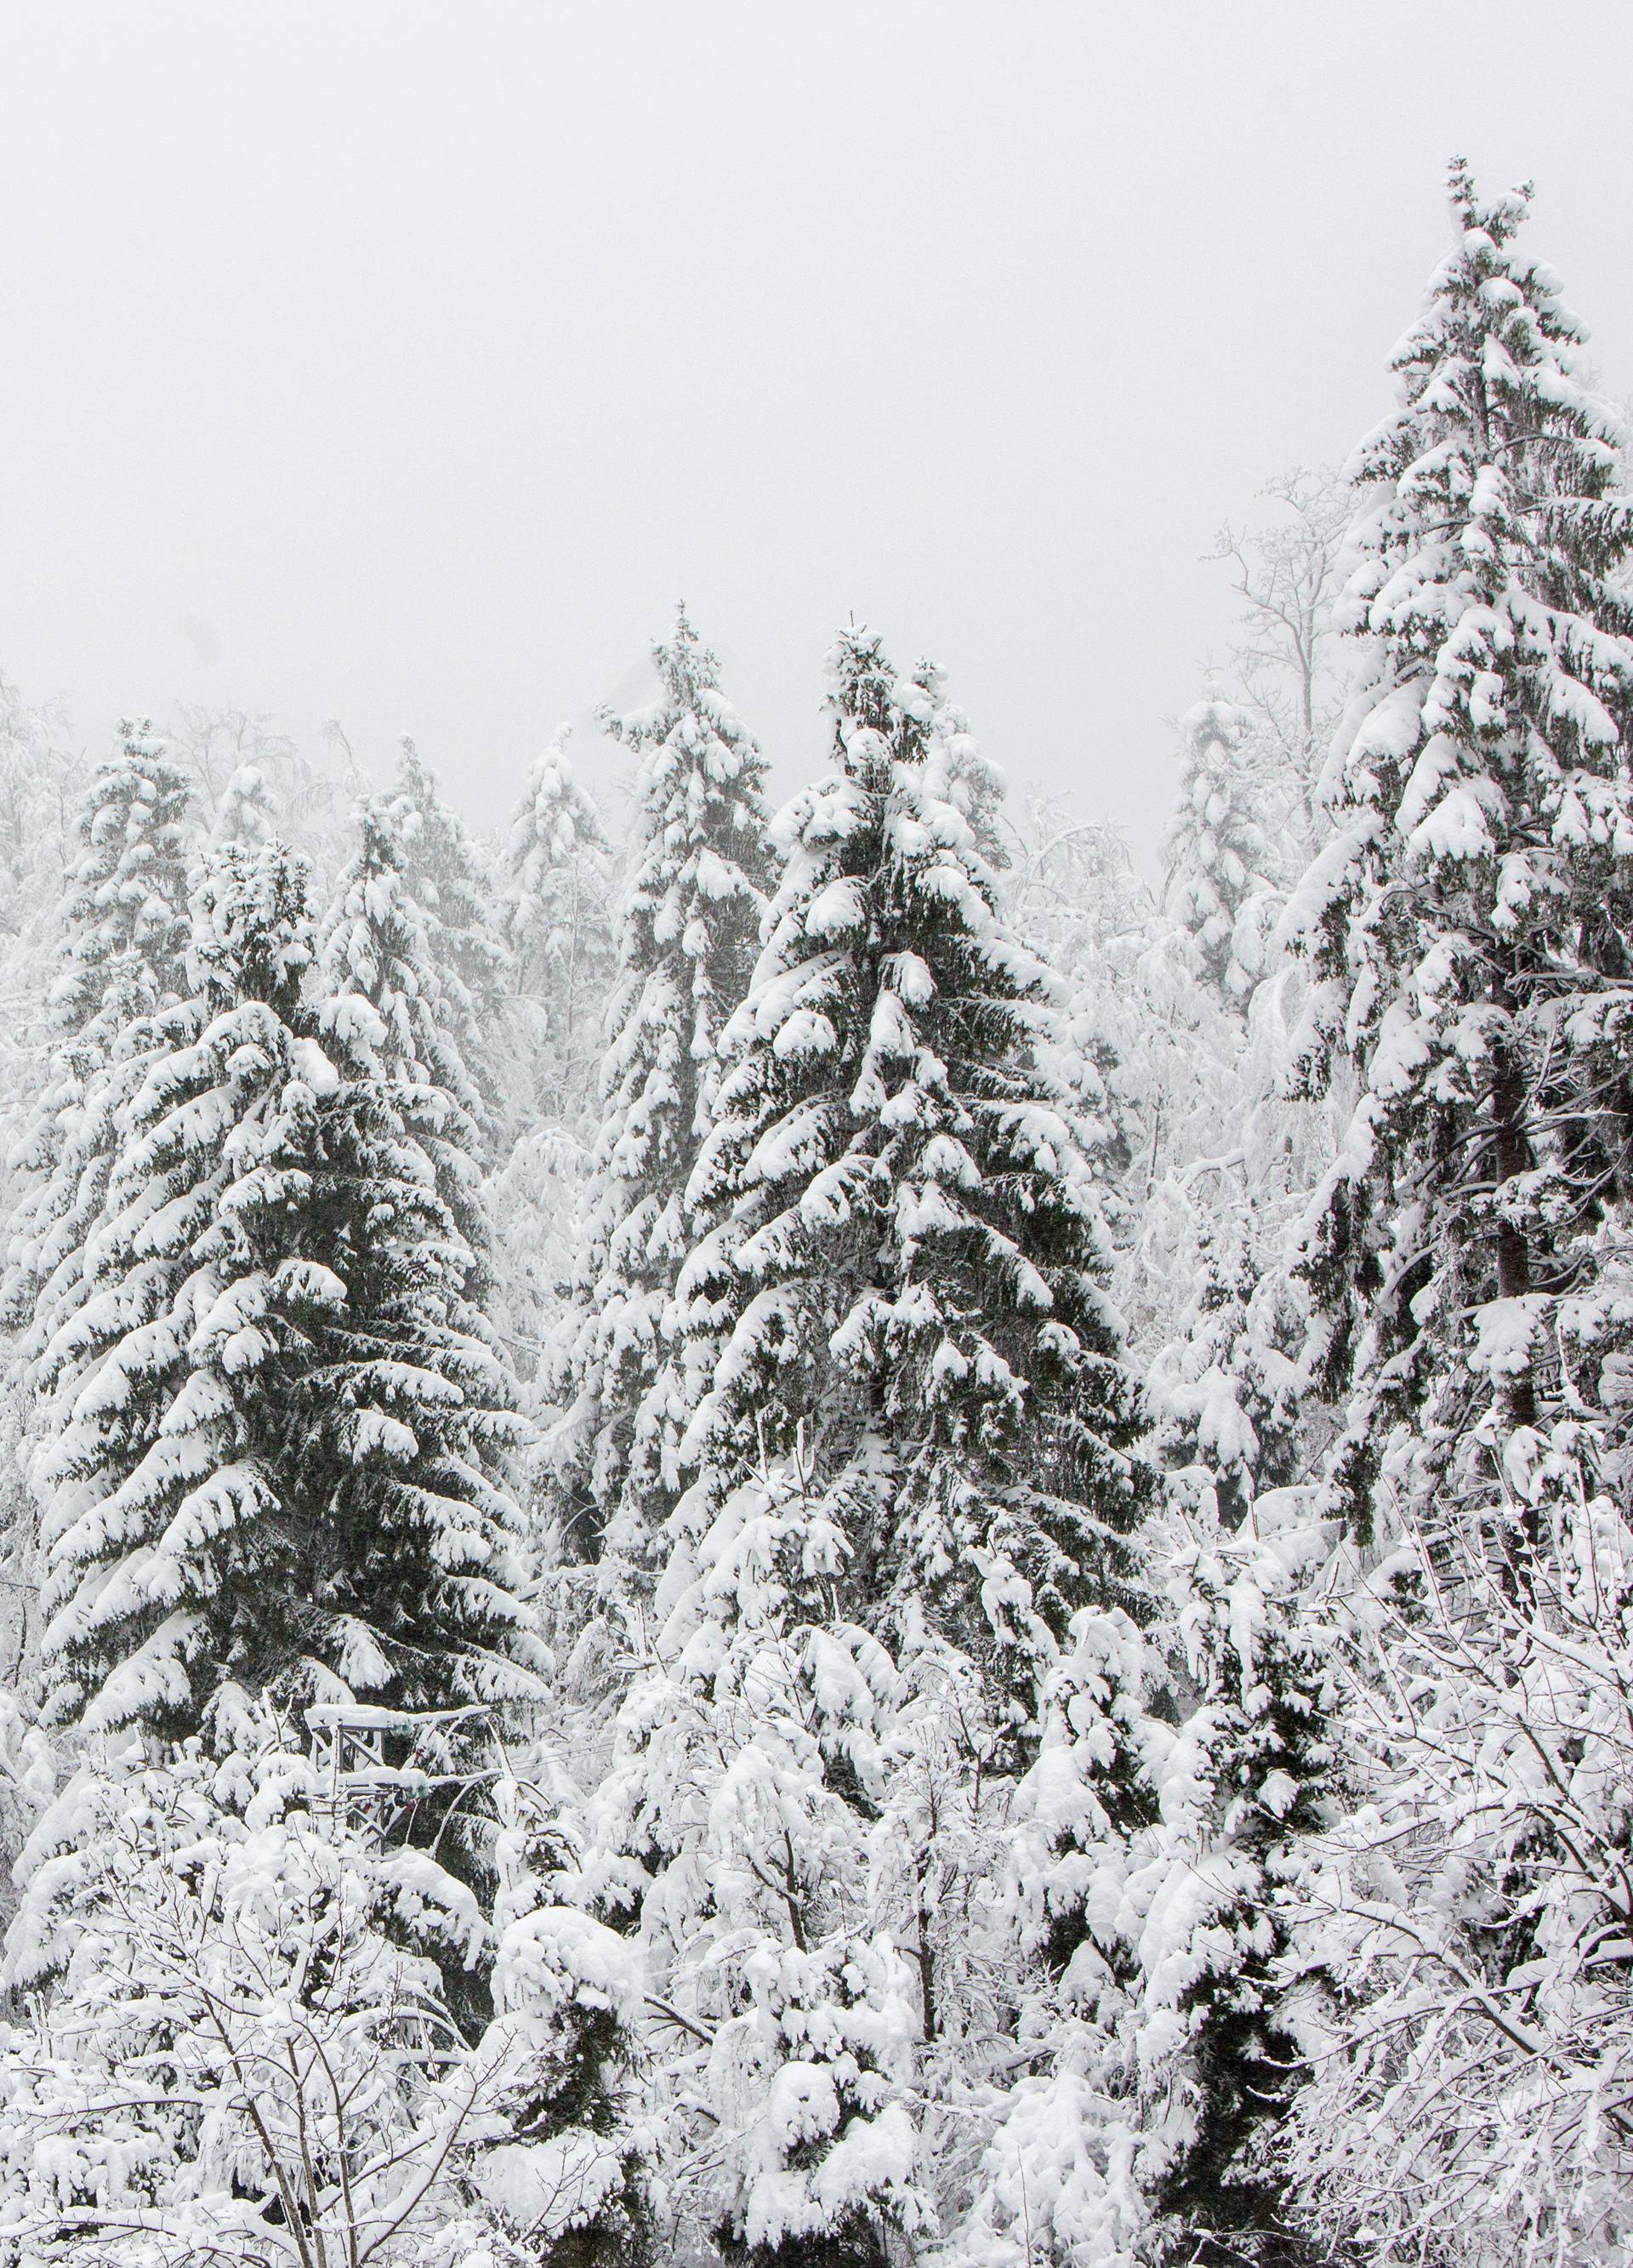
[32,843,338,1736]
[389,736,511,1143]
[1271,167,1633,2268]
[1162,699,1292,1002]
[1290,163,1633,1551]
[1140,1492,1340,2267]
[3,725,195,1350]
[310,789,542,1717]
[502,728,617,1128]
[582,1455,929,2268]
[551,607,771,1567]
[680,625,1149,1716]
[31,790,541,1741]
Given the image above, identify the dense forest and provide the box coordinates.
[0,163,1625,2265]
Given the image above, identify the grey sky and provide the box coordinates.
[3,2,1632,859]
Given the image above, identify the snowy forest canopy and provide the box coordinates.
[0,161,1627,2267]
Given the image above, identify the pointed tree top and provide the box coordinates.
[1446,156,1533,246]
[651,602,720,705]
[822,623,948,778]
[526,725,594,811]
[189,840,313,1011]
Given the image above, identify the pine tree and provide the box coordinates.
[950,1604,1158,2268]
[1289,164,1633,1553]
[480,1768,654,2264]
[1138,1490,1340,2266]
[31,842,339,1738]
[1162,699,1290,1000]
[680,626,1150,1718]
[551,607,771,1567]
[309,790,543,1719]
[388,736,511,1143]
[580,1456,928,2266]
[3,725,195,1350]
[502,728,617,1128]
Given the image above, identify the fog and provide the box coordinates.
[3,1,1631,852]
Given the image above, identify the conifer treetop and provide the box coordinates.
[390,735,509,1005]
[1290,160,1633,1541]
[548,608,771,1564]
[320,783,486,1129]
[51,720,194,1048]
[503,725,610,944]
[681,623,1149,1700]
[596,600,771,1064]
[1162,697,1289,999]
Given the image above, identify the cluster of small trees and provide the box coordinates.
[0,161,1629,2267]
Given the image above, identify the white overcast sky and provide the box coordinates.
[3,2,1632,858]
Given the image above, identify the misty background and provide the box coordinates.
[3,0,1631,858]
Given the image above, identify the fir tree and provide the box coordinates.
[31,800,541,1745]
[481,1768,654,2264]
[1270,168,1633,2268]
[43,723,194,1058]
[951,1604,1158,2268]
[502,728,617,1128]
[1162,698,1289,1000]
[3,725,195,1350]
[551,607,771,1567]
[307,789,543,1718]
[1148,1216,1309,1526]
[1289,164,1633,1552]
[581,1456,928,2267]
[31,842,339,1738]
[681,626,1150,1718]
[388,736,511,1143]
[1140,1490,1340,2267]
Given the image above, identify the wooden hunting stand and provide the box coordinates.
[304,1701,490,1849]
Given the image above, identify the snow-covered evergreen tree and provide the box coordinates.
[1162,698,1291,1001]
[1290,163,1633,1552]
[24,780,542,1749]
[942,1489,1341,2268]
[479,1766,654,2263]
[581,1456,929,2266]
[3,725,195,1351]
[1271,166,1633,2268]
[948,1604,1157,2268]
[322,753,507,1151]
[310,794,543,1719]
[551,607,771,1567]
[681,626,1149,1716]
[1136,1488,1340,2265]
[31,842,338,1738]
[502,728,617,1130]
[1147,1216,1310,1526]
[388,736,511,1143]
